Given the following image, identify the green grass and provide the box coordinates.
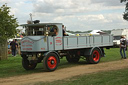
[0,48,127,78]
[0,56,39,77]
[101,48,123,62]
[37,68,128,85]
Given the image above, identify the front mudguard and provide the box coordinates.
[44,51,60,63]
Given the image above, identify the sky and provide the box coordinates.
[0,0,128,31]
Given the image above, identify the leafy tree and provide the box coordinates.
[0,4,18,42]
[121,0,128,20]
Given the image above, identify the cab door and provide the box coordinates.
[54,36,63,50]
[54,25,63,50]
[48,24,63,51]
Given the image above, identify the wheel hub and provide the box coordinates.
[93,54,96,58]
[51,60,55,64]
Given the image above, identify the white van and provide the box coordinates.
[111,29,128,47]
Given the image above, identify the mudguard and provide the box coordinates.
[44,51,60,63]
[84,47,104,57]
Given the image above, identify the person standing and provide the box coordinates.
[120,36,127,59]
[10,39,18,56]
[62,25,68,36]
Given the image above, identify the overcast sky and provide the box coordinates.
[0,0,128,31]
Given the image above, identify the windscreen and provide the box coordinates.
[25,26,45,36]
[24,25,58,36]
[113,36,121,40]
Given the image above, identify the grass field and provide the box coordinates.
[37,67,128,85]
[0,48,127,79]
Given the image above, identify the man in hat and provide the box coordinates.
[120,36,127,59]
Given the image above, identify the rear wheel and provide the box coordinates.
[43,53,59,71]
[86,48,101,64]
[22,58,37,70]
[66,51,80,63]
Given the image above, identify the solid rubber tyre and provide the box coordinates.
[87,48,101,64]
[43,53,59,72]
[22,58,37,70]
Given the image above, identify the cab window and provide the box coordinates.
[25,26,45,36]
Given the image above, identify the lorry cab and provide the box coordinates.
[21,23,63,52]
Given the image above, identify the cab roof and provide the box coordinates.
[20,23,63,27]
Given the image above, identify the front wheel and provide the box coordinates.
[22,58,37,70]
[43,53,59,72]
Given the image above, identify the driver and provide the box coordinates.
[52,28,58,36]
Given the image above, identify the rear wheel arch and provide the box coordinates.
[84,47,103,56]
[90,47,103,56]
